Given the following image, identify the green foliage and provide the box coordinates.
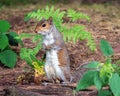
[84,61,99,69]
[18,33,45,77]
[25,6,96,51]
[0,34,8,50]
[20,47,44,68]
[76,40,120,96]
[7,32,23,46]
[94,71,103,90]
[67,9,90,22]
[0,20,22,68]
[109,73,120,96]
[19,33,43,68]
[62,25,96,50]
[114,60,120,76]
[0,20,10,33]
[100,63,114,79]
[20,43,42,67]
[100,39,114,56]
[24,6,65,29]
[17,33,34,39]
[0,50,17,68]
[76,70,96,91]
[20,48,35,67]
[76,68,104,91]
[98,90,112,96]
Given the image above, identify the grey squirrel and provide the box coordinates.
[35,17,72,83]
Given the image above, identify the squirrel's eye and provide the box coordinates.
[42,24,46,27]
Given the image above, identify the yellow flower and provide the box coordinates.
[32,62,45,75]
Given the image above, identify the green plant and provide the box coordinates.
[0,20,22,68]
[18,33,43,66]
[67,9,90,22]
[76,39,120,96]
[24,6,96,51]
[18,33,45,75]
[16,32,45,82]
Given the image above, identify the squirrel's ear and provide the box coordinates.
[48,17,53,24]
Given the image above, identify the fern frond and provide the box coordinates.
[67,9,90,22]
[24,6,96,51]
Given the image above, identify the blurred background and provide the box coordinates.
[0,0,119,7]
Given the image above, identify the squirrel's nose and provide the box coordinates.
[35,30,37,33]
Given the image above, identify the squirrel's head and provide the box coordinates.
[35,17,53,35]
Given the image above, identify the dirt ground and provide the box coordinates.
[0,3,120,96]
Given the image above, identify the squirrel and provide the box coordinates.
[35,17,72,84]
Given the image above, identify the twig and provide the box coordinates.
[75,62,90,70]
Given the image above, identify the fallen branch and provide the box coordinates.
[4,86,47,96]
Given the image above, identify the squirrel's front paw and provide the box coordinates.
[53,46,62,50]
[42,44,51,50]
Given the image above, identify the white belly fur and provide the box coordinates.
[45,49,66,81]
[43,33,54,46]
[43,33,66,81]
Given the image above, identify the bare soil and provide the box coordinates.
[0,3,120,96]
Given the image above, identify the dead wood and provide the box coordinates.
[3,86,48,96]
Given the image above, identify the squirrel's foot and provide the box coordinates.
[61,80,70,85]
[61,76,73,85]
